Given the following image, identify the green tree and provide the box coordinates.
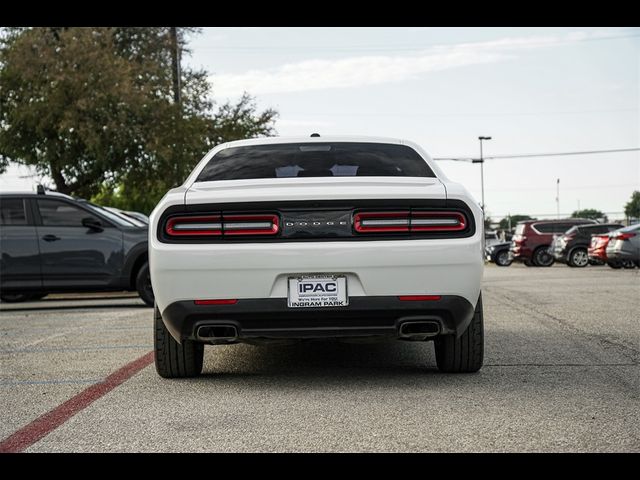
[0,27,277,212]
[571,209,606,221]
[624,191,640,220]
[498,215,535,231]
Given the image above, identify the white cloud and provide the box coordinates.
[209,31,617,98]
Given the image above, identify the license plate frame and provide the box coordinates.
[287,274,348,308]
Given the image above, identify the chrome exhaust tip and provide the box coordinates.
[399,321,440,339]
[196,325,239,344]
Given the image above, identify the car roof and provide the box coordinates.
[0,190,74,200]
[577,223,623,229]
[617,223,640,233]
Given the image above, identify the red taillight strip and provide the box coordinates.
[398,295,442,301]
[223,214,279,235]
[410,211,466,231]
[166,216,222,236]
[165,213,280,237]
[194,299,238,305]
[353,211,467,233]
[354,211,410,233]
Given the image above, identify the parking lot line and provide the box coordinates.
[0,351,153,453]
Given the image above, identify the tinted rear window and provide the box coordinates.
[196,142,435,182]
[576,225,606,234]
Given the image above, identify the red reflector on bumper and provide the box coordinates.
[398,295,442,301]
[194,299,238,305]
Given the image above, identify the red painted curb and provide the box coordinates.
[0,351,154,453]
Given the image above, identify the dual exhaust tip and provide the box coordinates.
[196,320,440,342]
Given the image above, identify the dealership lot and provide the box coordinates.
[1,264,638,452]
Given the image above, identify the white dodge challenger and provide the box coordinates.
[149,136,484,377]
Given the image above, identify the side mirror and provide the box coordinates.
[82,217,103,231]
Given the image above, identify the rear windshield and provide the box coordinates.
[195,142,435,182]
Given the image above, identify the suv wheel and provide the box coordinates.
[154,304,204,378]
[434,294,484,373]
[622,259,636,269]
[533,246,554,267]
[568,248,589,268]
[495,250,512,267]
[136,262,155,307]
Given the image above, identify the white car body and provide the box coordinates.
[149,136,485,376]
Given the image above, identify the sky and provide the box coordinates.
[2,27,639,221]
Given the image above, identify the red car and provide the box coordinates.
[509,219,596,267]
[590,231,638,269]
[588,234,610,265]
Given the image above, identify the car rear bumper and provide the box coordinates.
[606,248,637,260]
[149,237,483,312]
[160,294,476,343]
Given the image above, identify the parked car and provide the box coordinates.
[486,241,512,266]
[485,230,502,248]
[550,223,624,267]
[510,219,597,267]
[606,224,640,268]
[150,136,485,377]
[0,190,154,305]
[588,233,634,268]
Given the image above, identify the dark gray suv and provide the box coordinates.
[0,190,153,305]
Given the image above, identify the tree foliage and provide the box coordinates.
[624,191,640,220]
[0,27,277,213]
[498,215,535,231]
[571,209,606,221]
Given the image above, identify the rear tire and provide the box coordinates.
[136,262,155,307]
[533,246,554,267]
[434,294,484,373]
[154,304,204,378]
[568,248,589,268]
[0,293,45,302]
[607,261,622,269]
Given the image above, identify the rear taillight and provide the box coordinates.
[411,211,466,231]
[166,215,222,236]
[223,214,279,235]
[165,213,279,237]
[353,211,410,233]
[613,232,636,241]
[353,211,466,234]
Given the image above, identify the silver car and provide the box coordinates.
[606,224,640,267]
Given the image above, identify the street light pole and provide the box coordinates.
[556,178,560,219]
[473,136,492,211]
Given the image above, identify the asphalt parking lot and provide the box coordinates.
[1,264,638,452]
